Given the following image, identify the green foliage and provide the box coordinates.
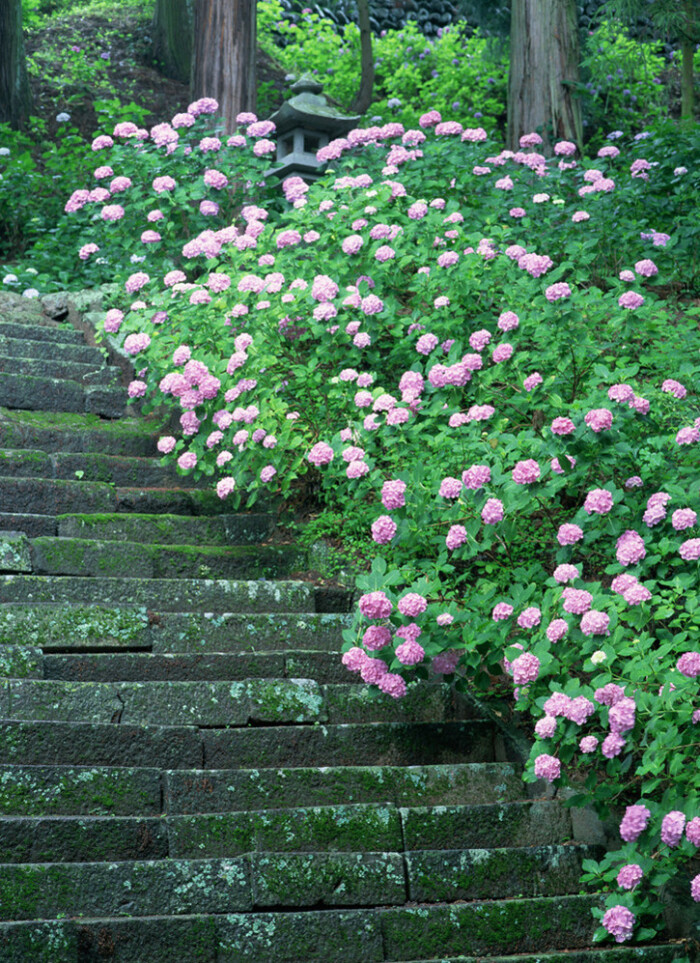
[580,20,668,149]
[259,0,508,132]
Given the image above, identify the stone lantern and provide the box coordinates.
[269,74,359,180]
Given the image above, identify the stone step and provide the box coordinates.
[0,605,349,651]
[0,320,86,344]
[165,763,523,814]
[0,576,315,612]
[0,333,103,364]
[0,408,160,456]
[27,536,306,580]
[0,719,487,770]
[2,679,485,729]
[41,651,351,684]
[8,907,666,963]
[57,511,274,544]
[0,372,126,417]
[200,720,497,769]
[0,513,57,537]
[0,720,203,768]
[0,764,162,816]
[0,450,198,487]
[0,800,577,864]
[0,353,119,385]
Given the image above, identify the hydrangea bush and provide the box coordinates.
[56,101,700,945]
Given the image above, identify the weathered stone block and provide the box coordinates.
[0,532,31,572]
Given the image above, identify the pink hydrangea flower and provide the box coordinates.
[661,810,686,847]
[533,754,560,782]
[685,817,700,845]
[677,426,700,445]
[546,619,569,642]
[580,610,610,636]
[584,488,614,515]
[359,591,393,619]
[620,804,651,842]
[677,652,700,678]
[557,523,583,546]
[371,515,397,544]
[584,408,613,432]
[602,906,635,943]
[579,735,599,754]
[446,525,468,551]
[378,673,407,698]
[619,291,644,309]
[672,508,697,530]
[492,343,513,363]
[517,607,541,629]
[498,311,519,331]
[382,480,406,510]
[511,652,540,684]
[512,459,540,484]
[398,593,427,617]
[553,564,579,583]
[535,716,557,738]
[482,498,504,524]
[679,539,700,561]
[395,639,425,665]
[545,282,572,302]
[462,465,491,490]
[307,442,334,466]
[523,373,543,391]
[492,602,514,621]
[439,477,462,499]
[562,588,593,615]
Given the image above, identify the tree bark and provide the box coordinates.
[0,0,32,129]
[151,0,193,85]
[191,0,256,132]
[680,0,695,121]
[350,0,374,114]
[507,0,583,153]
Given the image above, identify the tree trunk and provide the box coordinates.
[0,0,32,130]
[151,0,193,85]
[680,0,695,121]
[191,0,256,131]
[350,0,374,114]
[507,0,583,153]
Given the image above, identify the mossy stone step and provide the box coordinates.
[202,721,496,770]
[4,678,481,728]
[6,677,326,726]
[398,950,684,963]
[165,763,523,814]
[406,843,595,901]
[402,800,573,850]
[0,605,349,652]
[0,815,169,862]
[42,651,353,684]
[0,408,160,456]
[28,536,307,580]
[57,511,274,545]
[0,320,86,344]
[0,719,488,770]
[0,513,58,537]
[0,450,199,487]
[0,720,203,768]
[0,576,315,612]
[0,858,251,920]
[0,645,42,678]
[0,765,161,816]
[0,333,104,364]
[0,353,118,385]
[0,372,125,418]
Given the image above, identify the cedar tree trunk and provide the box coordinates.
[350,0,374,114]
[191,0,256,131]
[507,0,583,152]
[0,0,32,129]
[151,0,193,85]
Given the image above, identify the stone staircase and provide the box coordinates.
[0,297,684,962]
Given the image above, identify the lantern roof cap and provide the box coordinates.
[270,73,359,136]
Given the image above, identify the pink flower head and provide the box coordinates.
[446,525,467,551]
[579,735,598,754]
[395,639,425,665]
[618,291,645,310]
[672,508,697,530]
[512,459,540,484]
[677,652,700,678]
[462,465,490,490]
[616,530,646,566]
[382,479,406,510]
[378,673,407,698]
[580,610,610,636]
[481,498,504,524]
[533,753,560,782]
[545,282,572,302]
[517,607,541,629]
[363,625,392,650]
[551,417,575,435]
[498,311,519,331]
[602,906,635,943]
[620,804,651,842]
[557,524,583,546]
[562,588,592,615]
[359,591,392,620]
[535,716,557,738]
[677,426,700,445]
[511,652,540,684]
[661,811,686,848]
[492,343,513,364]
[439,476,462,499]
[523,373,543,391]
[661,378,687,399]
[609,696,636,734]
[685,817,700,845]
[584,408,613,432]
[307,442,334,466]
[371,515,397,544]
[492,602,514,621]
[397,593,427,617]
[584,488,614,515]
[546,619,569,642]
